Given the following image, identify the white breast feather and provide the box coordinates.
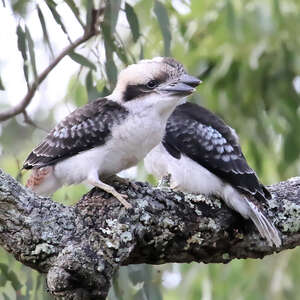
[53,94,178,187]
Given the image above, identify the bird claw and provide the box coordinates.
[113,191,132,209]
[107,175,139,190]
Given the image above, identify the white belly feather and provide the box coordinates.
[144,144,254,218]
[54,110,165,185]
[144,143,225,195]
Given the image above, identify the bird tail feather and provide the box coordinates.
[247,201,281,247]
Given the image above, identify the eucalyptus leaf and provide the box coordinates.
[85,70,103,101]
[105,59,118,89]
[153,0,171,56]
[25,25,38,82]
[16,24,29,85]
[103,25,117,55]
[69,51,97,71]
[45,0,68,34]
[64,0,83,27]
[16,25,26,60]
[86,70,93,91]
[125,3,140,42]
[115,43,128,64]
[109,0,121,32]
[37,4,54,56]
[85,0,93,30]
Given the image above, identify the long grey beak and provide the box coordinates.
[159,73,202,96]
[159,82,195,95]
[180,74,202,87]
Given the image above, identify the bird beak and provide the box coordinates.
[180,74,202,87]
[158,73,202,96]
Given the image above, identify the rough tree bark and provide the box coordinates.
[0,168,299,299]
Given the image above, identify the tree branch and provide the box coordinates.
[0,7,105,122]
[0,168,299,299]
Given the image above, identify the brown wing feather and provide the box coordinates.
[23,98,129,169]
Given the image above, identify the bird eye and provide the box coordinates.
[146,80,159,89]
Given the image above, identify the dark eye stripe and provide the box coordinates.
[124,84,148,101]
[123,71,169,101]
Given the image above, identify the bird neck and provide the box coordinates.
[108,90,123,103]
[108,90,184,122]
[127,94,181,123]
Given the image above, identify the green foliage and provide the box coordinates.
[45,0,68,35]
[64,0,84,27]
[16,24,29,86]
[25,26,38,82]
[125,3,140,43]
[68,51,97,71]
[153,1,172,56]
[37,4,54,57]
[1,0,300,299]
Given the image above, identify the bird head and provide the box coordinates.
[110,57,201,106]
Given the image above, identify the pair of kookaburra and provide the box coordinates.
[24,57,281,247]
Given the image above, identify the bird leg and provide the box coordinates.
[87,176,132,209]
[106,175,139,190]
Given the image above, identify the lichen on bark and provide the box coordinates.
[0,169,299,299]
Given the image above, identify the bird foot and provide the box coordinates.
[111,191,132,209]
[87,177,132,209]
[107,175,139,191]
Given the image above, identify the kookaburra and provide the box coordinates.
[23,57,201,209]
[144,102,281,247]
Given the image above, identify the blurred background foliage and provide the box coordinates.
[0,0,299,299]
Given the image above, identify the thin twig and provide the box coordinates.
[0,8,104,122]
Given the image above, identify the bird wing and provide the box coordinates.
[162,103,271,202]
[23,98,129,169]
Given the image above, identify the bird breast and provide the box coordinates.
[102,111,166,173]
[53,107,167,184]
